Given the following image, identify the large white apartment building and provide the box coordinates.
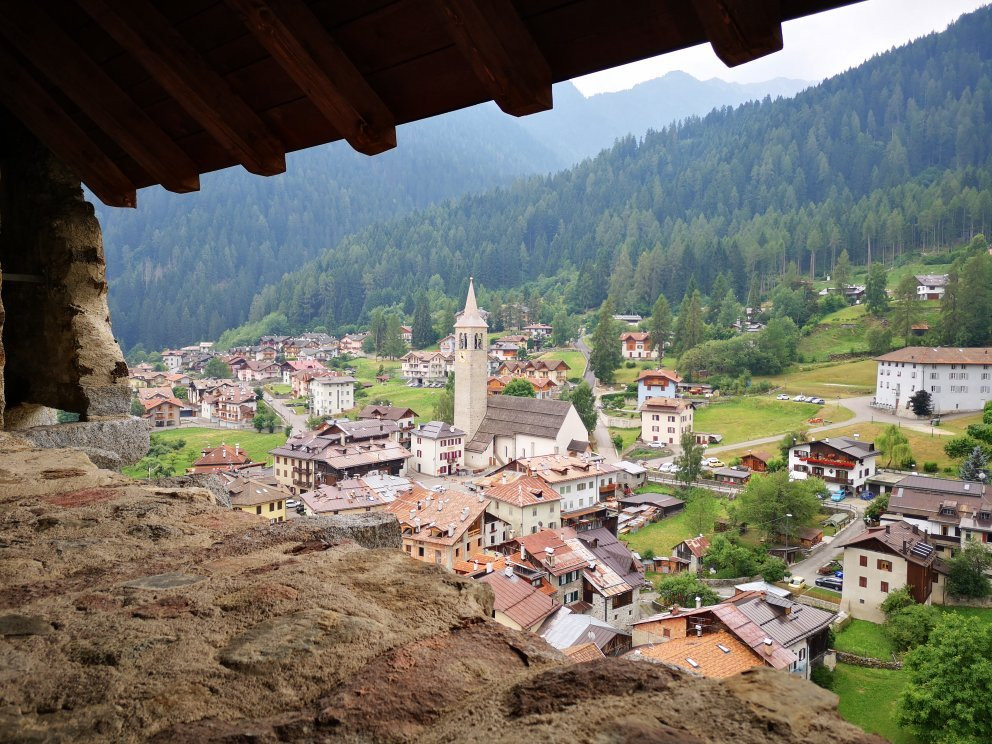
[309,375,356,417]
[874,347,992,417]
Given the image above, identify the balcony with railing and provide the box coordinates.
[800,455,855,469]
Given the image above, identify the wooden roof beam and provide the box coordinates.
[433,0,552,117]
[0,47,136,208]
[692,0,784,67]
[225,0,396,156]
[75,0,286,177]
[0,3,199,194]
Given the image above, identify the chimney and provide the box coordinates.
[762,638,774,656]
[902,540,908,554]
[448,522,456,537]
[545,546,555,567]
[501,473,509,484]
[503,566,514,578]
[520,545,526,561]
[414,517,421,533]
[460,507,469,522]
[913,523,919,535]
[695,596,701,609]
[486,562,494,574]
[695,623,702,637]
[885,524,891,534]
[671,605,680,616]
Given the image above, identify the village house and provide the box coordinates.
[338,333,368,356]
[270,431,411,494]
[620,331,657,360]
[631,589,833,679]
[522,323,553,339]
[128,370,169,390]
[914,274,948,300]
[438,334,456,354]
[880,474,991,557]
[639,397,694,448]
[874,346,992,417]
[839,521,937,623]
[162,349,184,372]
[358,405,419,444]
[320,418,401,446]
[505,529,589,607]
[224,475,289,524]
[237,359,282,382]
[281,358,325,383]
[388,484,496,570]
[400,350,453,385]
[309,376,356,417]
[612,314,643,326]
[298,479,393,517]
[489,339,521,361]
[635,368,682,406]
[775,526,823,549]
[477,566,561,633]
[400,325,413,345]
[187,378,240,406]
[740,452,771,472]
[188,443,254,473]
[614,460,648,491]
[140,395,183,428]
[408,421,465,476]
[485,473,561,539]
[213,388,258,425]
[487,375,557,399]
[672,535,710,574]
[290,368,337,398]
[497,359,571,386]
[539,608,632,657]
[788,436,878,495]
[504,453,620,532]
[711,466,751,487]
[255,345,279,362]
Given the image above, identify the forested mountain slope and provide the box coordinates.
[242,5,992,337]
[101,72,809,351]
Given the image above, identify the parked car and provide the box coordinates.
[649,441,664,449]
[787,576,806,589]
[706,457,725,467]
[776,393,790,400]
[286,499,300,510]
[830,490,846,502]
[817,560,842,575]
[793,394,806,402]
[810,397,826,405]
[814,576,843,592]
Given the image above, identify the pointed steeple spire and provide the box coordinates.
[455,276,488,328]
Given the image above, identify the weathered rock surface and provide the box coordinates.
[16,416,150,468]
[0,435,884,743]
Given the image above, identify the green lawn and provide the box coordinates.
[621,499,729,557]
[809,421,956,471]
[934,605,992,624]
[122,427,287,478]
[265,383,292,396]
[534,348,587,379]
[833,619,897,659]
[694,397,850,445]
[609,427,640,452]
[758,358,878,398]
[834,663,917,744]
[339,357,439,422]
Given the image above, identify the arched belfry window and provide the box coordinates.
[474,333,483,350]
[459,333,467,349]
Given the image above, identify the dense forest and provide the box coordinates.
[100,73,808,351]
[227,5,992,344]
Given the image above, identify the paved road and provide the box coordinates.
[789,503,867,581]
[573,339,618,462]
[263,392,308,433]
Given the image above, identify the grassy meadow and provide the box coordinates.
[122,427,286,478]
[694,397,851,445]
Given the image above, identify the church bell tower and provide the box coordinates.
[454,277,488,440]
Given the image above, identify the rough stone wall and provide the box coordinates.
[0,434,884,743]
[0,114,129,422]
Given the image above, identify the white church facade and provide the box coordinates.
[453,279,589,471]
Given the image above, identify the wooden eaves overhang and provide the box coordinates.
[0,0,861,208]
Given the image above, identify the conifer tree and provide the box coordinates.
[589,299,622,384]
[865,262,889,316]
[411,293,435,349]
[648,294,672,359]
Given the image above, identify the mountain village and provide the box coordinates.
[126,272,992,686]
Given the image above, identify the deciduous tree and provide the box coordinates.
[675,430,705,491]
[877,424,912,468]
[568,381,597,433]
[734,471,824,541]
[502,378,536,397]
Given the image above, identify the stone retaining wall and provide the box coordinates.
[603,415,640,429]
[700,575,759,587]
[833,651,903,669]
[796,594,842,612]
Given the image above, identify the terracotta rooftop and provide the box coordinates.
[640,397,692,413]
[630,630,764,679]
[511,453,619,484]
[388,484,489,547]
[298,479,392,515]
[635,368,683,383]
[562,643,605,663]
[226,477,290,508]
[838,520,937,567]
[486,474,561,508]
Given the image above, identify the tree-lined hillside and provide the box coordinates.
[238,6,992,340]
[101,74,809,351]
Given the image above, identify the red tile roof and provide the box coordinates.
[486,475,560,508]
[478,569,561,629]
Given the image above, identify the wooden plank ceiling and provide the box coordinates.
[0,0,860,208]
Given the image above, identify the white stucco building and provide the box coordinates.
[788,436,878,495]
[874,347,992,417]
[408,421,466,476]
[309,375,356,417]
[639,397,693,448]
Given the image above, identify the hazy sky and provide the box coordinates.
[572,1,988,95]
